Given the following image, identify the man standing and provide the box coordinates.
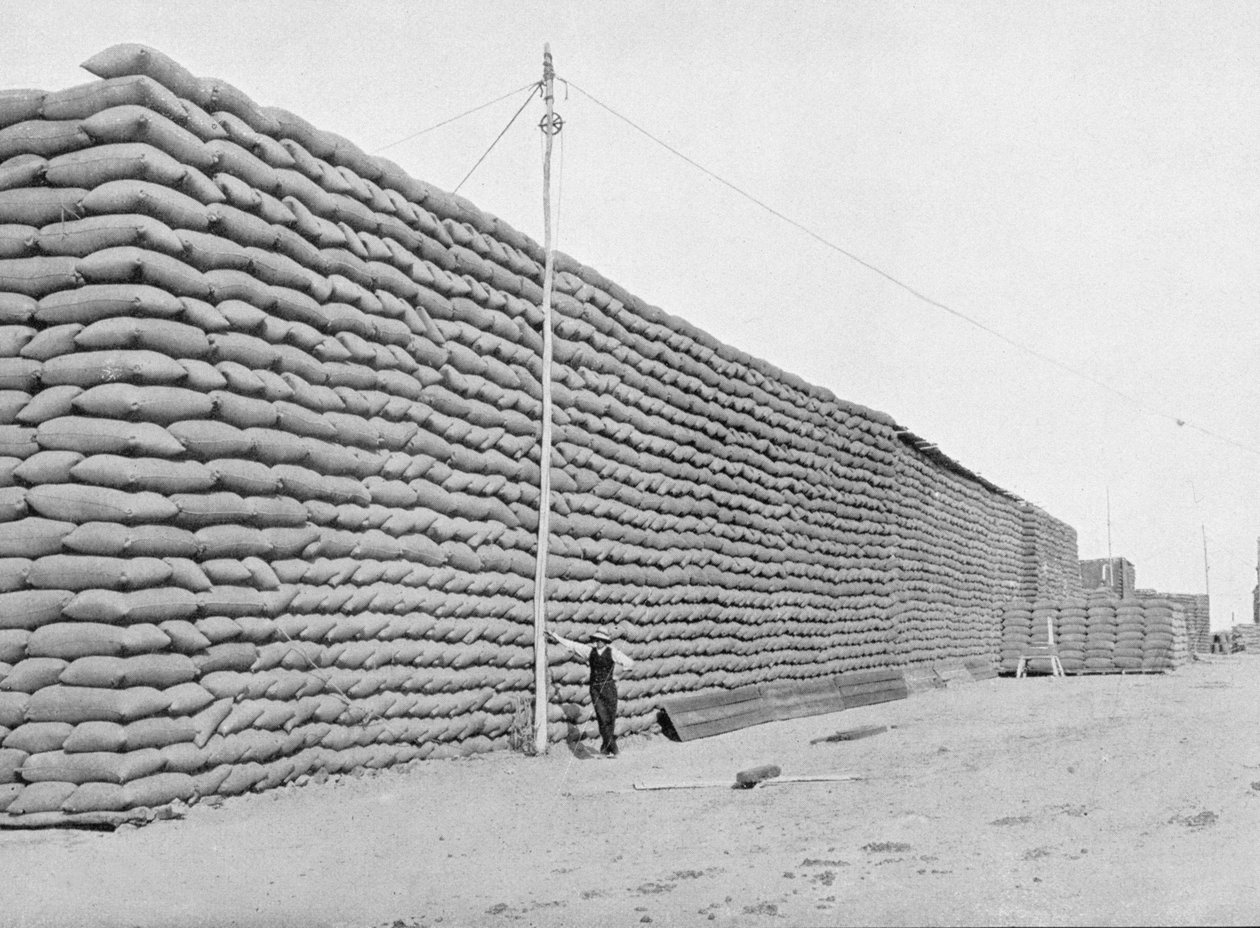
[546,627,634,756]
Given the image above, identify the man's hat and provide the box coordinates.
[590,628,613,642]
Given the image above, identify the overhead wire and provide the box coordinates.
[394,68,1251,613]
[373,80,540,153]
[452,82,542,195]
[560,77,1260,461]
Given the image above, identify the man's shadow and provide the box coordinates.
[560,700,599,759]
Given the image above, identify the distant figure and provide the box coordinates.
[546,627,635,757]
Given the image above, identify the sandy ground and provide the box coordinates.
[3,656,1260,928]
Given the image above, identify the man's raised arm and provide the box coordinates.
[546,630,592,660]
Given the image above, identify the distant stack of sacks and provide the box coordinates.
[890,442,1024,667]
[1077,593,1189,672]
[1111,600,1151,670]
[1016,508,1042,600]
[1141,592,1210,653]
[997,598,1084,674]
[998,601,1035,672]
[1083,593,1118,671]
[999,593,1188,674]
[1017,504,1083,601]
[0,44,1083,822]
[1187,601,1210,653]
[1043,521,1081,597]
[1230,624,1260,653]
[1052,598,1088,672]
[1146,601,1190,669]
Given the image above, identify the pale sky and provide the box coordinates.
[5,1,1258,629]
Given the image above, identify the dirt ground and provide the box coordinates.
[3,655,1260,928]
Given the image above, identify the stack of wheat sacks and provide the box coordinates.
[1146,592,1209,653]
[0,45,1082,823]
[999,592,1188,674]
[1017,504,1082,602]
[0,46,568,820]
[889,442,1024,667]
[1230,624,1260,653]
[540,270,906,706]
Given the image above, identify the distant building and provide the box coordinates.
[1080,557,1135,598]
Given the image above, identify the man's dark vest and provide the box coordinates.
[589,646,616,688]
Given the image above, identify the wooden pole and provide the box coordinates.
[632,774,863,792]
[1105,486,1113,592]
[1200,524,1210,599]
[532,43,558,756]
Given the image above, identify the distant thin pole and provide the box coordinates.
[1105,486,1113,592]
[1200,524,1210,599]
[532,43,559,757]
[1105,487,1112,563]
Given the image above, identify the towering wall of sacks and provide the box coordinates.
[541,267,908,722]
[0,46,1079,823]
[888,439,1022,665]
